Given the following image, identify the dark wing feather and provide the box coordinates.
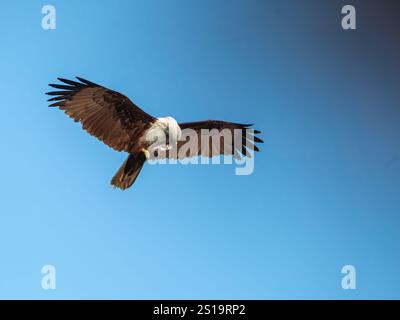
[168,120,263,160]
[47,77,156,153]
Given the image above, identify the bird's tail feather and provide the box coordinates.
[111,152,146,190]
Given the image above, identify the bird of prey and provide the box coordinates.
[47,77,263,190]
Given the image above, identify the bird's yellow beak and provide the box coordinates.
[142,148,150,159]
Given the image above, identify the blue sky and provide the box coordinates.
[0,0,400,299]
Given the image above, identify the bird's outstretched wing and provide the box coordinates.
[47,77,156,153]
[167,120,263,160]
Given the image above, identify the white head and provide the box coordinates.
[145,116,182,151]
[157,116,182,144]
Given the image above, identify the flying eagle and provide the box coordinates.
[47,77,263,190]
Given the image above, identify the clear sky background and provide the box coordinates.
[0,0,399,299]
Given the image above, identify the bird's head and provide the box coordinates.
[157,116,182,145]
